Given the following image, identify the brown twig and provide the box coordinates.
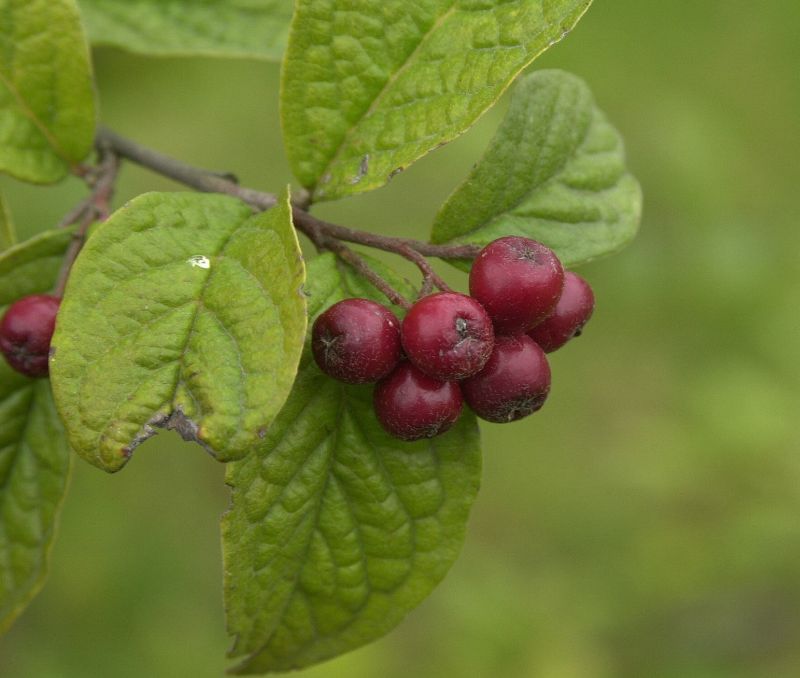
[56,195,94,230]
[90,127,477,305]
[97,127,277,210]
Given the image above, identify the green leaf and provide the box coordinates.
[281,0,593,202]
[430,69,642,268]
[0,228,74,301]
[49,190,307,473]
[76,0,292,61]
[0,193,16,252]
[0,377,72,634]
[223,253,482,673]
[0,231,73,633]
[0,0,97,183]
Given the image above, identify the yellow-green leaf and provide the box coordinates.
[282,0,593,201]
[77,0,292,61]
[50,191,307,473]
[0,0,97,183]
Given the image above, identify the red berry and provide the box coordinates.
[528,271,595,352]
[469,236,564,335]
[401,292,494,381]
[461,335,550,423]
[312,298,401,384]
[373,362,463,441]
[0,294,61,378]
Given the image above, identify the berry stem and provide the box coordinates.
[90,127,475,305]
[312,237,413,310]
[398,243,453,295]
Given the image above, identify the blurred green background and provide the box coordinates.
[2,1,799,676]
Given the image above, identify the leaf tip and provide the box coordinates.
[116,407,214,470]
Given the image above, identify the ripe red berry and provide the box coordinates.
[469,236,564,335]
[312,298,401,384]
[373,362,463,441]
[0,294,61,378]
[528,271,595,352]
[461,335,551,423]
[401,292,494,381]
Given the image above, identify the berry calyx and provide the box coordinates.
[312,298,401,384]
[528,271,595,352]
[469,236,564,335]
[401,292,494,381]
[373,362,463,441]
[0,294,61,378]
[461,335,551,423]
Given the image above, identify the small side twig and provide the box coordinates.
[301,218,412,309]
[398,243,452,295]
[55,145,120,297]
[324,241,412,310]
[56,195,94,230]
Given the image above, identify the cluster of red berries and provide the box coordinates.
[0,237,593,444]
[0,294,61,378]
[312,236,595,441]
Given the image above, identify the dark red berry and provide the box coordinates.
[0,294,61,378]
[528,271,595,352]
[461,335,550,423]
[312,298,401,384]
[401,292,494,381]
[469,236,564,335]
[373,362,463,441]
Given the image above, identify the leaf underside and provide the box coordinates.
[0,230,73,633]
[281,0,593,202]
[76,0,292,61]
[49,190,307,473]
[223,253,482,673]
[0,0,96,183]
[430,69,642,268]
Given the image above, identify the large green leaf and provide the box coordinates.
[0,0,97,183]
[431,69,642,268]
[282,0,593,202]
[50,190,307,473]
[0,192,16,252]
[223,253,482,673]
[77,0,292,61]
[0,232,72,633]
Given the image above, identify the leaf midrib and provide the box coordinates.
[236,387,437,671]
[233,379,342,671]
